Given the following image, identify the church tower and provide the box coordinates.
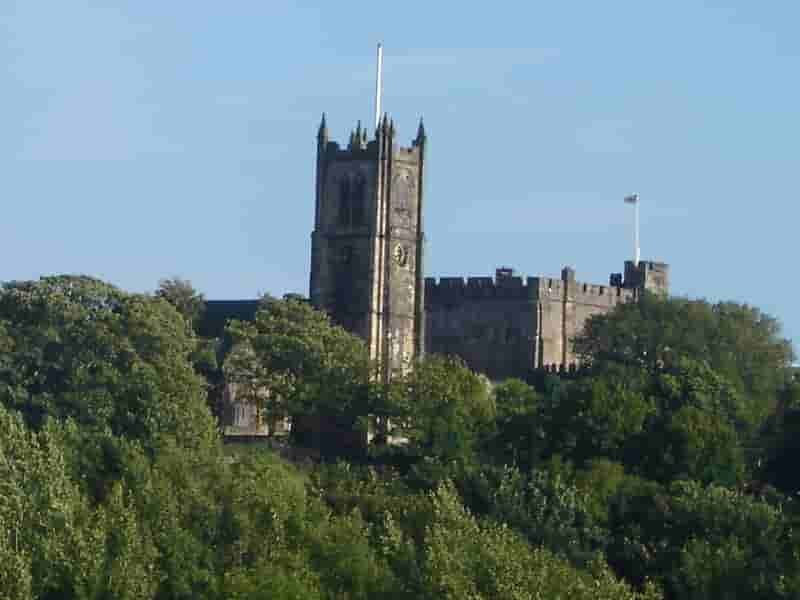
[310,114,426,380]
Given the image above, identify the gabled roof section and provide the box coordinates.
[198,299,260,339]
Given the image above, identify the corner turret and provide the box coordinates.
[611,260,670,295]
[414,117,426,147]
[317,113,328,145]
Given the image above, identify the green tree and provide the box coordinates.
[574,294,793,428]
[225,297,373,416]
[398,355,493,465]
[0,276,217,453]
[0,405,162,599]
[155,276,218,379]
[485,379,544,471]
[533,358,749,485]
[542,373,655,466]
[421,482,660,600]
[493,378,539,419]
[155,276,206,329]
[482,464,607,566]
[634,405,745,486]
[606,479,800,598]
[761,378,800,494]
[573,458,630,526]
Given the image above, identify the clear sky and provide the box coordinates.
[3,2,799,350]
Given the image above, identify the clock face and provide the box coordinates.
[393,244,407,267]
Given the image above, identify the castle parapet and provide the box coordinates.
[439,277,466,290]
[320,127,422,162]
[323,139,378,159]
[425,275,540,301]
[425,266,638,306]
[569,280,637,307]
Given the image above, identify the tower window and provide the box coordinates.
[233,404,246,427]
[352,176,366,225]
[338,178,351,225]
[393,174,411,213]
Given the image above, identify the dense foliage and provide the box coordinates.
[1,278,799,599]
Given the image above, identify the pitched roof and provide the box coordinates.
[198,299,260,339]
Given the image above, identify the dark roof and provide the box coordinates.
[198,300,260,339]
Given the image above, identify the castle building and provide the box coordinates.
[425,261,668,380]
[311,116,669,382]
[206,115,669,434]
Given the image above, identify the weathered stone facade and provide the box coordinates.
[309,115,426,381]
[208,116,670,434]
[309,116,670,382]
[222,382,290,437]
[425,261,669,380]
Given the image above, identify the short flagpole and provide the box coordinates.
[634,195,640,267]
[624,194,640,267]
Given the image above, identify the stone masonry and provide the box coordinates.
[310,116,670,382]
[425,261,669,381]
[309,114,427,382]
[207,116,670,435]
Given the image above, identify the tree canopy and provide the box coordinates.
[155,276,206,328]
[2,275,799,600]
[223,297,377,424]
[574,293,794,425]
[0,275,216,451]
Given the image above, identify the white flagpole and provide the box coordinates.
[374,43,383,130]
[624,194,640,266]
[634,196,640,267]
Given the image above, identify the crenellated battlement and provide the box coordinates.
[321,140,422,160]
[425,267,636,306]
[317,114,424,164]
[425,275,540,301]
[573,281,637,302]
[322,139,379,159]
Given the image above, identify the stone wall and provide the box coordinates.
[309,116,426,381]
[424,265,644,380]
[424,275,538,380]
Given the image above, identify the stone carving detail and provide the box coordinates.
[393,244,407,267]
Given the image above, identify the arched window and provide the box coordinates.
[338,178,351,225]
[393,173,411,213]
[233,404,245,427]
[351,176,366,225]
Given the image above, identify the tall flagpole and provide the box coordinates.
[374,43,383,130]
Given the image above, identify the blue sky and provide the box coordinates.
[3,1,799,349]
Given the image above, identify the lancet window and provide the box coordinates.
[338,178,351,226]
[351,176,366,226]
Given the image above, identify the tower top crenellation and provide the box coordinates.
[311,107,427,382]
[317,114,427,159]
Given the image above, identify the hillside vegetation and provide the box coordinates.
[1,275,798,599]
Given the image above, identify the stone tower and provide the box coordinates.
[310,114,426,381]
